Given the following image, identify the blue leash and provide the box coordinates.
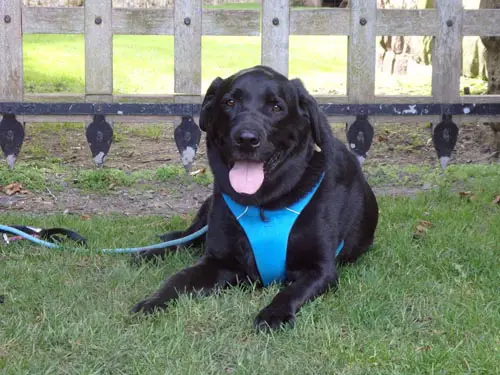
[0,224,208,254]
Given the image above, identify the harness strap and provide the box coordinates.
[223,173,343,286]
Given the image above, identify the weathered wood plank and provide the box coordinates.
[22,92,500,106]
[23,7,259,36]
[290,9,350,35]
[21,7,500,38]
[85,0,113,97]
[22,114,500,124]
[262,0,290,76]
[23,93,86,102]
[463,9,500,36]
[113,8,173,35]
[373,95,434,104]
[432,0,462,103]
[0,0,23,101]
[114,9,259,36]
[23,7,84,34]
[347,0,376,103]
[203,10,259,36]
[459,95,500,104]
[174,0,202,95]
[376,9,437,36]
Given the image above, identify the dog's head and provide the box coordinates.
[200,65,324,201]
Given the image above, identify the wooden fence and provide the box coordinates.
[1,0,500,167]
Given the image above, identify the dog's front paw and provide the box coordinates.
[130,296,168,315]
[254,305,295,332]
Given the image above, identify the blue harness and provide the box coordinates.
[222,173,344,286]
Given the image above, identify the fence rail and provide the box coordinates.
[1,0,500,169]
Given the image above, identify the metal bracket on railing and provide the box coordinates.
[346,109,374,165]
[174,116,201,172]
[85,115,113,168]
[0,114,25,169]
[431,109,459,169]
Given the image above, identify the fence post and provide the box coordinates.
[347,0,376,104]
[431,0,463,168]
[432,1,463,103]
[174,0,202,97]
[0,0,25,169]
[85,0,113,100]
[173,0,202,172]
[0,0,23,102]
[85,0,114,167]
[261,0,290,77]
[346,0,376,164]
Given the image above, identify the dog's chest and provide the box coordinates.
[221,174,324,286]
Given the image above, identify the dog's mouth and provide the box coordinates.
[229,160,265,195]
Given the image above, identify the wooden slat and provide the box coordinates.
[315,96,350,104]
[23,7,500,38]
[376,9,437,36]
[174,0,202,95]
[347,0,376,103]
[365,115,438,124]
[23,7,259,36]
[432,0,462,103]
[23,93,85,102]
[22,7,84,34]
[202,10,260,36]
[20,114,500,125]
[290,9,350,36]
[112,8,173,35]
[459,95,500,104]
[85,0,113,97]
[21,93,500,106]
[262,0,290,76]
[19,6,500,39]
[373,96,434,104]
[463,9,500,36]
[0,0,23,101]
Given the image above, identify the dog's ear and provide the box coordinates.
[291,78,322,147]
[199,77,223,132]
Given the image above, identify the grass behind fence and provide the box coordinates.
[23,34,350,96]
[1,166,499,374]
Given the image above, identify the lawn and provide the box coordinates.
[1,164,499,374]
[3,3,499,373]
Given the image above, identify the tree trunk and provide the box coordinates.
[480,0,500,155]
[377,0,419,75]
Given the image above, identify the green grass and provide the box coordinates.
[2,161,498,195]
[1,166,499,374]
[364,163,500,190]
[0,163,61,191]
[72,169,139,191]
[24,34,348,96]
[22,25,488,98]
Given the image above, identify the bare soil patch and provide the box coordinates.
[1,120,498,217]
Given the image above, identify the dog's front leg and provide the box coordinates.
[254,269,337,331]
[131,257,238,315]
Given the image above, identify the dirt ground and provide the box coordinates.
[1,119,498,218]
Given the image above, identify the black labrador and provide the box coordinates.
[131,65,379,331]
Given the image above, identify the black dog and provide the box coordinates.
[131,65,378,331]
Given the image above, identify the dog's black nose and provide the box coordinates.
[234,130,260,149]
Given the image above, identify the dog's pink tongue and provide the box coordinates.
[229,161,264,194]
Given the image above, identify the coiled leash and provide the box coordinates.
[0,224,208,254]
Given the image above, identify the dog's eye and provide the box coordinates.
[271,104,282,112]
[224,98,235,107]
